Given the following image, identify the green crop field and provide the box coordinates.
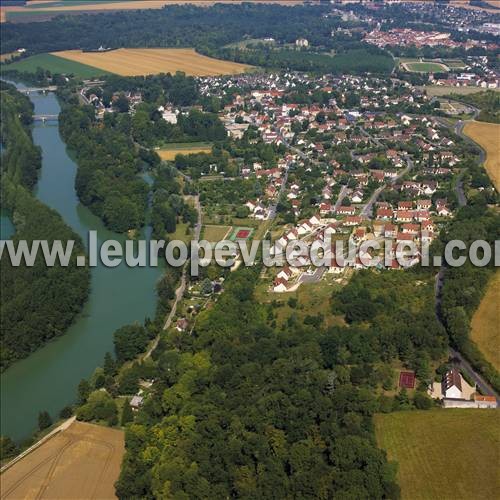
[3,53,113,78]
[375,410,500,499]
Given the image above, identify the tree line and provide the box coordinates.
[0,82,89,371]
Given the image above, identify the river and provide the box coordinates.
[0,83,162,443]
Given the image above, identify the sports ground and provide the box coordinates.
[230,227,254,241]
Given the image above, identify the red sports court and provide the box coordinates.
[399,371,416,389]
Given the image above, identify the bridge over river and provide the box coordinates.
[33,114,59,122]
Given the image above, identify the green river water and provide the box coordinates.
[0,84,162,443]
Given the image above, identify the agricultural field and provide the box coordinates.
[3,53,112,78]
[202,224,232,243]
[0,52,18,63]
[375,410,500,500]
[52,48,253,76]
[471,270,500,371]
[157,142,213,161]
[0,421,124,499]
[1,1,304,22]
[463,121,500,191]
[423,85,499,97]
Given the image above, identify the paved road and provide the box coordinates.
[357,128,415,219]
[334,185,350,212]
[360,185,385,218]
[434,247,498,400]
[299,266,326,284]
[144,194,201,358]
[437,105,485,208]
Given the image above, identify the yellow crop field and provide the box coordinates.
[471,270,500,371]
[158,143,213,160]
[51,48,253,77]
[1,421,124,499]
[464,121,500,191]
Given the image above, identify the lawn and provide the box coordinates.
[463,121,500,191]
[255,274,347,328]
[374,410,500,500]
[3,53,112,78]
[471,270,500,371]
[202,224,232,243]
[157,142,213,161]
[52,48,253,76]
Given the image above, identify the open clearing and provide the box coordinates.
[471,270,500,371]
[158,142,213,161]
[424,85,500,97]
[375,410,500,500]
[4,53,112,78]
[52,48,253,76]
[1,421,124,499]
[202,224,232,243]
[463,121,500,191]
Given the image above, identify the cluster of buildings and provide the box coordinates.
[196,73,475,292]
[429,368,497,409]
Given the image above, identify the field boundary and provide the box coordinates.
[0,417,75,474]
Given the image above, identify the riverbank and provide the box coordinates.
[0,81,162,443]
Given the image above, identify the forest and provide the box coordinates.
[115,267,402,499]
[0,82,89,370]
[210,46,394,75]
[0,4,337,55]
[58,99,150,233]
[109,256,452,499]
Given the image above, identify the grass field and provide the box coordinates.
[157,142,213,161]
[463,121,500,191]
[424,85,500,97]
[471,270,500,371]
[403,61,449,73]
[0,421,124,499]
[3,53,112,78]
[52,48,253,76]
[203,224,232,243]
[375,409,500,500]
[255,274,347,328]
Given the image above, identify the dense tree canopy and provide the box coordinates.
[0,83,89,371]
[58,102,149,232]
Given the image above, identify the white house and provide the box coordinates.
[443,369,462,399]
[273,277,288,293]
